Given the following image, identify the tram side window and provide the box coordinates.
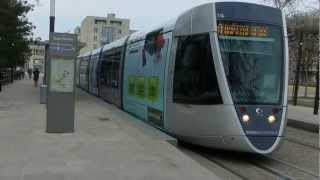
[173,34,222,105]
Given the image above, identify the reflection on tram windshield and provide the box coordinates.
[218,22,283,105]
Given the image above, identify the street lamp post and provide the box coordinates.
[314,56,319,115]
[44,0,55,85]
[50,0,55,33]
[313,13,319,115]
[41,0,55,104]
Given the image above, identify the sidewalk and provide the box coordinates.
[0,79,220,180]
[288,105,319,132]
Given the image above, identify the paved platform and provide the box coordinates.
[0,79,220,180]
[288,105,319,132]
[288,105,319,125]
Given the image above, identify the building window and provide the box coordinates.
[173,34,222,105]
[94,27,98,33]
[94,36,97,41]
[110,21,122,26]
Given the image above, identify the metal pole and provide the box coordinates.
[43,44,48,84]
[45,0,55,85]
[293,31,303,106]
[50,0,55,33]
[314,15,320,114]
[314,56,319,115]
[0,68,2,92]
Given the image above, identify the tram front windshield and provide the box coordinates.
[218,21,283,105]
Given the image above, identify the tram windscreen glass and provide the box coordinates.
[218,21,283,105]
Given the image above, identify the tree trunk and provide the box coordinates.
[304,68,308,97]
[314,58,319,115]
[10,66,14,83]
[0,68,2,92]
[293,31,303,106]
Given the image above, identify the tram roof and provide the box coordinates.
[80,2,282,55]
[78,51,91,58]
[127,2,217,42]
[102,35,129,52]
[92,47,102,55]
[127,18,177,43]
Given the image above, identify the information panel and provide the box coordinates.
[47,33,77,133]
[50,58,74,92]
[49,33,77,92]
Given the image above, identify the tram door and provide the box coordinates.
[166,34,223,135]
[89,55,95,93]
[91,52,101,96]
[100,49,122,107]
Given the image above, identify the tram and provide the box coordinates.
[77,2,288,154]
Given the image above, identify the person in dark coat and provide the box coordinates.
[27,69,32,79]
[33,68,40,87]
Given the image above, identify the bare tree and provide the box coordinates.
[262,0,318,15]
[286,9,319,107]
[263,0,296,9]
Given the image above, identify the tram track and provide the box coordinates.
[284,137,319,150]
[173,142,318,180]
[196,152,248,180]
[261,154,318,179]
[284,126,319,150]
[171,141,295,180]
[199,151,296,180]
[168,126,319,180]
[245,156,296,180]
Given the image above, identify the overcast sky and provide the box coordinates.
[26,0,316,40]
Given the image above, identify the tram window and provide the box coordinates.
[173,34,222,105]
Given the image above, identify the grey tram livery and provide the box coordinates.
[76,2,288,154]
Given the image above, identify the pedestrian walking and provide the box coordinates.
[33,68,40,87]
[22,69,25,79]
[20,68,25,79]
[27,69,32,79]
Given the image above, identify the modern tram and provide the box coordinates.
[77,2,289,154]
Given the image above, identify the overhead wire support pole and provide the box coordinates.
[314,15,319,115]
[314,56,319,115]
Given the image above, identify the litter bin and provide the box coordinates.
[40,84,47,104]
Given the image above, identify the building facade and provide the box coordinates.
[74,26,81,41]
[25,41,46,72]
[78,14,130,54]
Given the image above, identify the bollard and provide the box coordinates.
[40,84,47,104]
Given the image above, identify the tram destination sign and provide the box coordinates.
[218,22,268,37]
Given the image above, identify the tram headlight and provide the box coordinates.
[268,115,276,123]
[242,114,250,122]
